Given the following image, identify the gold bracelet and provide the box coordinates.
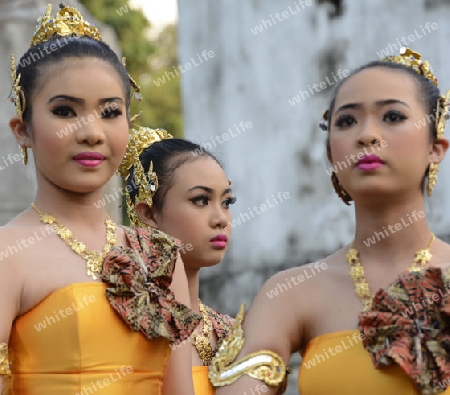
[208,304,289,388]
[0,343,11,376]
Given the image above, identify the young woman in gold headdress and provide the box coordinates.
[0,4,200,395]
[119,126,236,394]
[211,47,450,395]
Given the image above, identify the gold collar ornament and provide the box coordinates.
[118,126,173,228]
[209,304,290,391]
[31,203,118,280]
[192,301,214,366]
[347,234,436,312]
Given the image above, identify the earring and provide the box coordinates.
[20,146,28,165]
[331,173,352,205]
[427,163,439,196]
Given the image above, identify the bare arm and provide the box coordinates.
[215,271,304,395]
[162,255,196,395]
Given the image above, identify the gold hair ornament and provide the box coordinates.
[31,3,101,47]
[382,47,437,86]
[9,53,25,122]
[208,304,290,390]
[10,3,141,123]
[119,126,173,228]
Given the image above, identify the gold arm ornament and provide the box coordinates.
[0,342,11,395]
[208,304,290,389]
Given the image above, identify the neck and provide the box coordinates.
[185,265,201,314]
[352,192,433,268]
[32,175,109,227]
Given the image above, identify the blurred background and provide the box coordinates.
[1,1,450,393]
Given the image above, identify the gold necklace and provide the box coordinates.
[192,301,214,366]
[347,234,436,312]
[31,203,118,280]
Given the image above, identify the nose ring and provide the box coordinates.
[368,139,380,146]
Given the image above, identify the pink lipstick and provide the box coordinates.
[356,154,384,171]
[73,152,105,168]
[210,234,228,249]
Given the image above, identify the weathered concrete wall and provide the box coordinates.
[178,0,450,392]
[0,0,122,224]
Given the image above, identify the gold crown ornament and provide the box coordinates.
[31,3,101,48]
[119,126,173,227]
[10,3,141,123]
[382,47,449,139]
[382,47,437,86]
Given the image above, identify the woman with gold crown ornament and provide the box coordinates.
[0,3,201,395]
[210,47,450,395]
[118,125,237,394]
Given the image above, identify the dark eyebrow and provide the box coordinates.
[48,95,83,104]
[221,188,232,197]
[187,186,233,196]
[335,99,410,115]
[188,186,213,193]
[48,95,125,105]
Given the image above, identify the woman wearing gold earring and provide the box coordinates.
[0,4,200,395]
[119,126,236,395]
[212,47,450,395]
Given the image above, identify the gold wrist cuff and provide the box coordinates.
[0,343,11,376]
[208,305,289,388]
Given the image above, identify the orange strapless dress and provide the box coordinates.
[299,330,450,395]
[8,283,170,394]
[193,366,214,395]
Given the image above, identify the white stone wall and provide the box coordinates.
[178,1,450,392]
[0,0,122,224]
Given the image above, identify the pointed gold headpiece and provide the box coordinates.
[31,3,101,47]
[119,126,173,227]
[10,3,141,123]
[320,47,449,138]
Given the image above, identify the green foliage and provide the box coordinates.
[79,0,183,137]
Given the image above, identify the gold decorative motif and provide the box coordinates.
[192,301,214,366]
[347,234,436,312]
[118,126,173,227]
[20,146,28,165]
[427,163,439,197]
[382,47,437,86]
[10,53,25,122]
[321,47,450,139]
[0,342,11,376]
[31,203,117,280]
[31,3,101,48]
[209,304,289,388]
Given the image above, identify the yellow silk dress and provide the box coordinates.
[298,330,450,395]
[5,227,200,395]
[9,283,170,394]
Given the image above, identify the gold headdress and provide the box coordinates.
[31,3,101,47]
[321,47,449,201]
[119,126,173,228]
[10,3,141,122]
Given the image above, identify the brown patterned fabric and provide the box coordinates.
[101,226,201,343]
[359,267,450,395]
[204,304,234,350]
